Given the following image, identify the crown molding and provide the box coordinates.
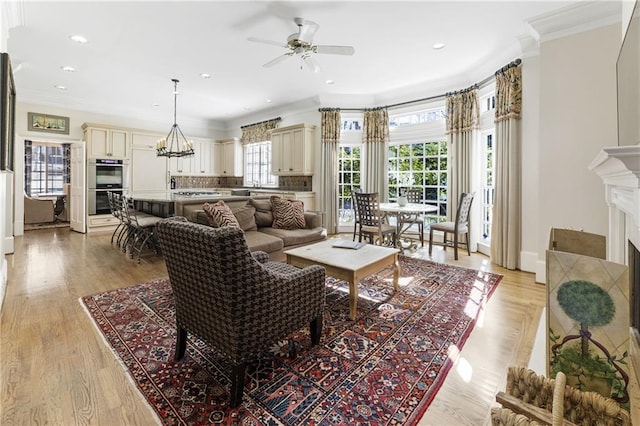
[526,1,622,43]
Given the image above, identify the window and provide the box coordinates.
[28,143,65,195]
[389,107,445,128]
[387,141,447,221]
[243,141,277,187]
[337,145,361,228]
[480,131,495,241]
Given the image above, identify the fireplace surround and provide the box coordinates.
[589,143,640,397]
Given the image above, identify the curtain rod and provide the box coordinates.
[240,116,281,129]
[324,58,522,113]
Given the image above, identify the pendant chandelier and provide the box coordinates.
[156,78,194,158]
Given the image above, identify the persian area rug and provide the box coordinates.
[81,256,502,425]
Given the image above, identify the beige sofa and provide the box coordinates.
[174,196,326,261]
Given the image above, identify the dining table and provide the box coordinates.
[378,202,439,252]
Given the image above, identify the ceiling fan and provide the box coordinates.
[248,17,355,72]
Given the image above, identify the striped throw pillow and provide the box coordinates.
[271,196,305,230]
[202,201,240,228]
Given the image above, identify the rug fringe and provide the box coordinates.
[78,296,163,425]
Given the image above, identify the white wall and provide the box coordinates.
[536,23,620,282]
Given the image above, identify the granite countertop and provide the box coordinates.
[126,191,246,203]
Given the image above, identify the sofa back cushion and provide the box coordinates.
[233,205,258,231]
[249,198,274,227]
[203,201,240,228]
[271,196,305,230]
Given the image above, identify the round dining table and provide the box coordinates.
[378,202,439,252]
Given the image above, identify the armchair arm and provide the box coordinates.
[252,251,269,264]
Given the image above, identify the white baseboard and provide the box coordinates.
[0,258,6,313]
[4,235,13,254]
[528,307,547,376]
[535,259,546,284]
[519,250,538,274]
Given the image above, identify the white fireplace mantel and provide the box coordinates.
[589,144,640,263]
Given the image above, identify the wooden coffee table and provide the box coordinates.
[285,239,400,320]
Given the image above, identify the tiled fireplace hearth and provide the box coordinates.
[590,143,640,403]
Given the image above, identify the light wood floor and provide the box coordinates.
[1,228,547,425]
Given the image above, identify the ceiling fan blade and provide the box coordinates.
[302,55,321,73]
[295,18,319,43]
[248,37,287,48]
[263,53,291,68]
[314,45,355,56]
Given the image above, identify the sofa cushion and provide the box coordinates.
[249,198,274,227]
[270,196,305,230]
[259,227,326,247]
[233,205,258,232]
[244,230,284,253]
[202,201,240,228]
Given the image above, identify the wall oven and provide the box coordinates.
[88,158,129,215]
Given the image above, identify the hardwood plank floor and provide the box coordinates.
[1,228,547,425]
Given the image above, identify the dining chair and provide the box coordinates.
[428,192,474,260]
[404,188,425,247]
[350,187,362,241]
[354,191,397,247]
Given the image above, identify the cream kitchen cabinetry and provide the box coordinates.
[249,191,315,211]
[193,139,214,175]
[130,132,169,192]
[83,123,129,159]
[270,124,315,176]
[167,139,215,176]
[214,138,243,177]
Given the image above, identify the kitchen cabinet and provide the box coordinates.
[249,190,315,211]
[130,132,169,192]
[214,138,243,176]
[193,139,214,175]
[270,123,315,176]
[168,139,215,176]
[83,123,129,159]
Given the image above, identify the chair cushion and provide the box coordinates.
[203,201,240,228]
[271,196,305,230]
[430,221,468,233]
[249,198,274,227]
[243,230,284,253]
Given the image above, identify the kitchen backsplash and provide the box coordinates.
[173,175,313,191]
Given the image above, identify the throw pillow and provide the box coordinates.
[232,205,258,231]
[270,196,305,230]
[202,201,240,228]
[249,198,274,227]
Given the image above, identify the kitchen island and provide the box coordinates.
[127,191,250,218]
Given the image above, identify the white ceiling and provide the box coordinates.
[5,1,619,130]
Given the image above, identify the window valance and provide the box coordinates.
[240,117,281,144]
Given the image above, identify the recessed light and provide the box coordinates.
[70,35,88,44]
[200,73,211,79]
[61,66,76,72]
[265,99,272,103]
[152,103,160,107]
[433,42,445,50]
[54,85,67,90]
[326,79,335,85]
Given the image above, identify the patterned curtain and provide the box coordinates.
[320,108,341,234]
[62,143,71,184]
[240,118,281,144]
[24,140,32,195]
[445,88,479,226]
[491,66,522,270]
[362,108,389,200]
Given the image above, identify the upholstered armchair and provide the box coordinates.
[155,219,326,408]
[24,192,55,224]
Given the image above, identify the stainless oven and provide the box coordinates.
[88,158,129,215]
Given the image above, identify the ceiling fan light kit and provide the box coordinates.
[156,79,195,158]
[249,17,355,72]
